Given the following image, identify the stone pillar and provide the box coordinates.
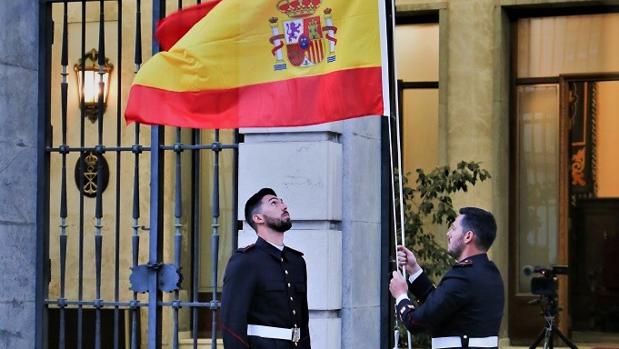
[398,0,512,340]
[443,0,510,338]
[0,1,40,348]
[339,117,382,349]
[237,116,382,348]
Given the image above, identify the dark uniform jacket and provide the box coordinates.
[221,237,311,348]
[397,253,504,342]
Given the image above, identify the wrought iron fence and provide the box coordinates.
[39,1,238,348]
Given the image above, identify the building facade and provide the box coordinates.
[1,0,618,348]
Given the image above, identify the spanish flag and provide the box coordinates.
[125,0,390,129]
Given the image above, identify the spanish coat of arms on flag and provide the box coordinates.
[269,1,337,70]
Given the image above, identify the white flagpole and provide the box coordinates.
[384,0,412,346]
[387,114,404,349]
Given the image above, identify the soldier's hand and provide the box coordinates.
[389,271,408,299]
[397,245,421,275]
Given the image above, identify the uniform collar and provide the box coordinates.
[266,240,285,251]
[256,237,287,261]
[457,252,489,265]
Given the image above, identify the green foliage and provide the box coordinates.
[396,161,491,348]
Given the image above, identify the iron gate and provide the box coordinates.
[38,1,238,348]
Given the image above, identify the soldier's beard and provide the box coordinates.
[264,215,292,233]
[447,238,465,260]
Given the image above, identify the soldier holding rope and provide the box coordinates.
[389,207,504,349]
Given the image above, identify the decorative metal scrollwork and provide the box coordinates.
[571,148,586,186]
[74,151,109,198]
[568,81,597,200]
[129,263,182,293]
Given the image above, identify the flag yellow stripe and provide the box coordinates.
[134,0,382,91]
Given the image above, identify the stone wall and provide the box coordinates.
[237,116,382,348]
[0,1,39,348]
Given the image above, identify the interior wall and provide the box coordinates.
[394,24,439,82]
[596,81,619,198]
[402,89,439,175]
[394,23,443,248]
[394,24,440,177]
[517,13,619,78]
[515,84,560,292]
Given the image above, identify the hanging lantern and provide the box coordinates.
[74,48,113,123]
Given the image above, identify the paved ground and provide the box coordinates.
[505,345,618,349]
[502,331,619,349]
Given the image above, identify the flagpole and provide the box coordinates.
[379,0,405,347]
[384,0,412,347]
[387,111,403,349]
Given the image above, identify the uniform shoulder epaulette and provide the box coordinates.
[285,245,304,256]
[454,258,474,268]
[237,244,255,253]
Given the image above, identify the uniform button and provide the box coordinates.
[293,310,296,315]
[290,297,294,301]
[280,257,284,262]
[285,270,289,275]
[287,283,291,288]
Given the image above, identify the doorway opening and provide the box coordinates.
[566,78,619,342]
[509,9,619,345]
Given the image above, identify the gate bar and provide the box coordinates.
[172,127,183,349]
[147,121,164,349]
[147,3,166,348]
[131,120,142,349]
[172,0,184,326]
[113,1,124,348]
[191,128,202,349]
[131,2,143,348]
[35,2,53,347]
[93,1,107,348]
[211,130,221,349]
[46,299,221,309]
[76,2,87,348]
[58,2,69,348]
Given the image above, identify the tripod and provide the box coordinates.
[529,294,578,349]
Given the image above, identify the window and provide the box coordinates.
[395,22,440,177]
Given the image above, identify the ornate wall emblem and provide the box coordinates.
[269,0,338,71]
[571,148,586,186]
[74,151,110,198]
[568,81,597,199]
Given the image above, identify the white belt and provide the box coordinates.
[432,336,498,348]
[247,324,301,343]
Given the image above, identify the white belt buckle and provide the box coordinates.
[247,324,302,343]
[292,327,301,343]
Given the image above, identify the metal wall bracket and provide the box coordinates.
[129,263,182,293]
[158,264,183,292]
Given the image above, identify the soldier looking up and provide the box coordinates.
[221,188,311,348]
[389,207,504,349]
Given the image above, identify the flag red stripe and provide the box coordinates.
[125,67,384,129]
[156,0,222,51]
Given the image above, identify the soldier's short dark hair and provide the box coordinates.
[459,207,497,251]
[244,188,277,231]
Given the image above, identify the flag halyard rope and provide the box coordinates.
[386,0,412,347]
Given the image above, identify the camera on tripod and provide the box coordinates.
[522,265,568,296]
[522,265,577,349]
